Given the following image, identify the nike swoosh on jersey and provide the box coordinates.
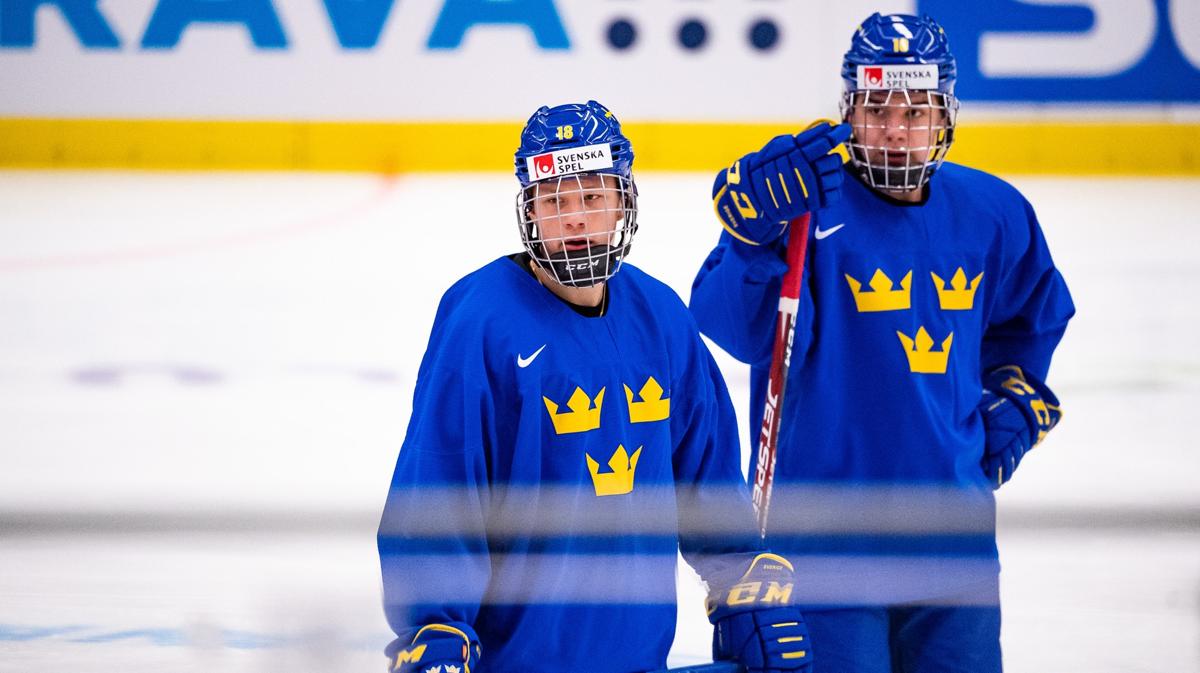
[517,344,547,368]
[814,223,845,239]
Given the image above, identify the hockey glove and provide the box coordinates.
[712,121,851,246]
[979,365,1063,489]
[707,553,812,673]
[389,622,481,673]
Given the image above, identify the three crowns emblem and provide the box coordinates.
[845,264,982,374]
[585,444,642,496]
[544,377,667,497]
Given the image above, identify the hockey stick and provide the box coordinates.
[653,219,808,673]
[750,214,811,536]
[653,662,743,673]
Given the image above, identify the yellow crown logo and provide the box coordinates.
[931,268,983,310]
[585,444,642,496]
[542,386,604,435]
[845,269,912,312]
[625,376,670,424]
[896,326,954,374]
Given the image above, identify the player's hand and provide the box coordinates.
[389,623,481,673]
[713,606,812,673]
[979,366,1063,489]
[708,554,812,672]
[712,121,851,246]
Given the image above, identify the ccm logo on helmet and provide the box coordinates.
[566,259,602,272]
[527,143,614,180]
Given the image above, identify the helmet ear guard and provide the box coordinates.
[513,101,638,287]
[839,13,959,192]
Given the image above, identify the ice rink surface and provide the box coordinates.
[2,171,1198,672]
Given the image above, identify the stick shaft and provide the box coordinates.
[751,214,811,536]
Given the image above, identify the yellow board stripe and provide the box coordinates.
[1,118,1197,175]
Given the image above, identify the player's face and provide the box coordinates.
[846,90,949,171]
[527,174,625,256]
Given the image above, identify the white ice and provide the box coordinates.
[0,171,1197,672]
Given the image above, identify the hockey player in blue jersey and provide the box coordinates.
[378,101,814,673]
[690,14,1075,673]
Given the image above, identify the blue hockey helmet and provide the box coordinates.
[514,100,635,187]
[514,101,638,288]
[841,13,956,94]
[839,13,959,192]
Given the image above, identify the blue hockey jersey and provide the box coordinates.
[379,257,763,673]
[690,164,1075,605]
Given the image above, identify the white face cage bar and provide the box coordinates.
[515,172,638,288]
[839,88,959,192]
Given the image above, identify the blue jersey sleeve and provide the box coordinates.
[981,196,1075,380]
[669,312,765,583]
[377,293,494,649]
[690,231,798,367]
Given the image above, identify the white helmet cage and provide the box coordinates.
[516,172,638,288]
[839,88,959,192]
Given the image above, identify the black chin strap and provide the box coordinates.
[506,253,609,318]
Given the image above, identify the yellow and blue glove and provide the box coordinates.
[712,121,851,246]
[707,554,812,673]
[389,622,481,673]
[979,365,1063,488]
